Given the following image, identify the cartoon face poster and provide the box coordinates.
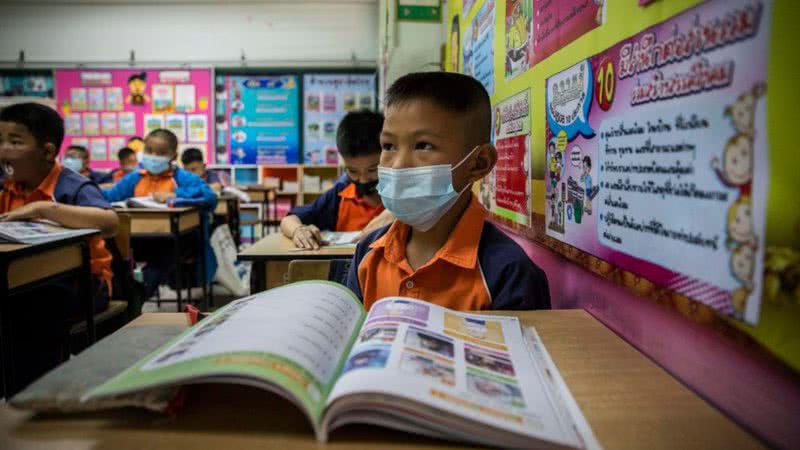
[462,0,495,95]
[544,0,770,324]
[504,0,532,80]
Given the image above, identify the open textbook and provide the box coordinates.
[87,282,600,449]
[0,220,97,244]
[320,230,358,247]
[111,196,170,209]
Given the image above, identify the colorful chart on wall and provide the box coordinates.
[216,75,300,165]
[0,73,53,97]
[543,0,770,324]
[55,69,213,168]
[463,0,496,95]
[302,73,376,165]
[532,0,604,66]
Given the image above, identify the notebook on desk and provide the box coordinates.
[111,197,170,209]
[0,220,97,245]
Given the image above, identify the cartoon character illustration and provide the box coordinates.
[548,141,562,190]
[126,72,149,106]
[727,195,757,248]
[595,0,605,24]
[731,244,756,291]
[505,0,530,76]
[558,182,566,227]
[580,155,599,215]
[449,15,460,73]
[725,82,766,137]
[712,133,753,195]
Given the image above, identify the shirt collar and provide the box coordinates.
[338,182,358,200]
[4,162,62,198]
[139,168,174,179]
[370,194,486,269]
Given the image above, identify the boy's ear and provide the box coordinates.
[43,143,58,163]
[469,143,497,182]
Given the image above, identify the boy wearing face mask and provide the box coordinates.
[346,73,550,311]
[102,129,217,299]
[63,145,113,184]
[109,146,138,184]
[281,111,389,250]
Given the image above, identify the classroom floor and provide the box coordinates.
[141,285,238,313]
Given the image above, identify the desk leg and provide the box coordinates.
[200,227,209,310]
[172,217,183,312]
[0,262,13,398]
[250,260,266,294]
[80,241,96,345]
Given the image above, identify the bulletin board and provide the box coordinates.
[215,74,300,165]
[302,73,377,165]
[54,68,214,169]
[447,0,800,372]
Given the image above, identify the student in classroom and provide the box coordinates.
[108,146,139,184]
[181,147,222,192]
[62,144,113,184]
[280,111,393,249]
[102,129,217,299]
[0,102,119,387]
[346,72,550,311]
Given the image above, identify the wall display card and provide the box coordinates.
[70,137,89,149]
[88,88,105,111]
[106,87,124,111]
[532,0,603,66]
[175,84,196,113]
[89,138,108,161]
[165,114,187,142]
[108,137,127,154]
[64,113,82,136]
[101,112,118,135]
[144,114,165,135]
[463,0,495,95]
[55,68,214,169]
[82,113,99,136]
[323,93,338,113]
[544,0,770,324]
[188,114,208,142]
[0,74,53,97]
[504,0,532,80]
[303,73,376,165]
[223,75,300,164]
[485,89,531,225]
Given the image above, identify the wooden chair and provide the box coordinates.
[70,213,141,353]
[287,259,352,285]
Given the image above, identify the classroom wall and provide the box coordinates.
[0,1,379,67]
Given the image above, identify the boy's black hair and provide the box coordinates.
[180,147,205,165]
[128,72,146,83]
[147,128,179,152]
[117,146,135,161]
[385,72,491,148]
[336,111,384,158]
[66,145,89,159]
[582,155,591,167]
[128,135,143,143]
[0,102,65,150]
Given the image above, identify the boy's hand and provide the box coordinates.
[0,201,47,222]
[292,225,323,250]
[352,209,395,243]
[152,192,176,203]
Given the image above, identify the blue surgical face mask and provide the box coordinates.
[62,157,84,174]
[377,146,480,232]
[141,153,171,175]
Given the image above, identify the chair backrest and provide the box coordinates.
[287,259,352,285]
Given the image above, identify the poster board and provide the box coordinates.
[54,68,213,168]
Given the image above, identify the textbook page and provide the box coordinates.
[88,282,366,422]
[326,297,594,448]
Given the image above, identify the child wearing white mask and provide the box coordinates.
[346,72,550,312]
[102,128,217,299]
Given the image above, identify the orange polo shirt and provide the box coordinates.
[0,163,113,292]
[134,169,177,197]
[335,183,385,231]
[355,195,492,311]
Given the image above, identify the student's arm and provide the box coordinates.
[0,201,119,237]
[490,260,551,310]
[280,214,323,250]
[174,171,218,210]
[352,209,395,243]
[102,171,138,202]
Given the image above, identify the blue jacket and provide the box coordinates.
[103,167,218,283]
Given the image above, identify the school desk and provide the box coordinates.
[213,195,241,247]
[0,310,762,450]
[0,229,99,397]
[238,233,355,293]
[116,207,208,311]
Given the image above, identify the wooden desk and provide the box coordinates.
[239,233,355,292]
[116,207,207,310]
[0,230,99,397]
[214,195,241,247]
[0,310,762,449]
